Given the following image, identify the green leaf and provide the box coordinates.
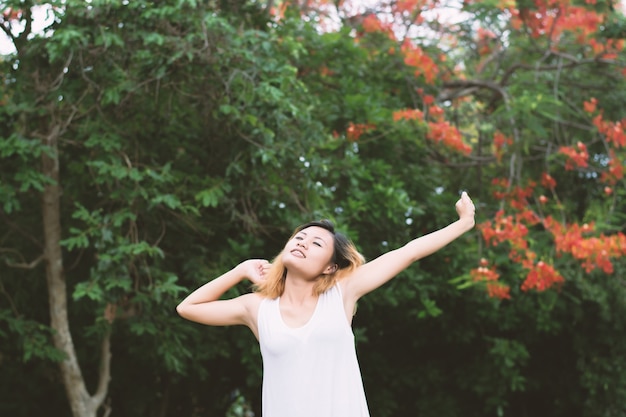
[73,281,104,301]
[195,186,225,208]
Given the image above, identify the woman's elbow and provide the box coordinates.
[176,302,190,319]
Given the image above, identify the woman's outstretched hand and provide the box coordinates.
[455,191,476,229]
[238,259,271,286]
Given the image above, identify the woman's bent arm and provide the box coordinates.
[176,259,268,328]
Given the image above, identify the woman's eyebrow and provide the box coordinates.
[297,231,328,245]
[312,235,328,245]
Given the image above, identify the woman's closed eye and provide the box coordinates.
[295,237,321,247]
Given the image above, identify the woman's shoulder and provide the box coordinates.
[238,292,269,338]
[334,271,361,305]
[240,291,266,306]
[240,292,274,315]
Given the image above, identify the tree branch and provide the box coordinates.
[500,54,619,86]
[0,280,20,317]
[0,211,43,249]
[0,20,16,46]
[12,1,33,53]
[439,79,507,102]
[91,328,112,410]
[3,252,45,269]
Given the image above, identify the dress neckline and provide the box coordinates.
[277,293,322,330]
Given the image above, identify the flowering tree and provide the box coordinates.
[267,3,626,414]
[276,0,626,300]
[2,0,626,416]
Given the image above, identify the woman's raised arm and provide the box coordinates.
[343,192,475,301]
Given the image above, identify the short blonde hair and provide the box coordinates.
[254,220,365,299]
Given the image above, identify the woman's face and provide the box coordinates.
[282,226,336,278]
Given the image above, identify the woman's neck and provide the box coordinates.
[282,275,317,302]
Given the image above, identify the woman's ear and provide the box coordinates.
[324,264,338,274]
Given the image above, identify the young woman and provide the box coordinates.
[177,191,476,417]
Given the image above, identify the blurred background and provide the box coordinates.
[1,0,625,416]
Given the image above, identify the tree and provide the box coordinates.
[2,0,626,416]
[0,1,317,415]
[274,0,626,415]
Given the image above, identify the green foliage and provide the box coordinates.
[1,0,626,416]
[0,311,66,362]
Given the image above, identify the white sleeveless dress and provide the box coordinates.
[257,283,370,417]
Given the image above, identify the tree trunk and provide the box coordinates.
[41,126,111,417]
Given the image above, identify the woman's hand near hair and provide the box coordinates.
[176,259,268,328]
[240,259,271,286]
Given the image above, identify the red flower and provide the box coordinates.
[583,98,597,113]
[487,283,511,300]
[541,172,557,189]
[521,261,564,292]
